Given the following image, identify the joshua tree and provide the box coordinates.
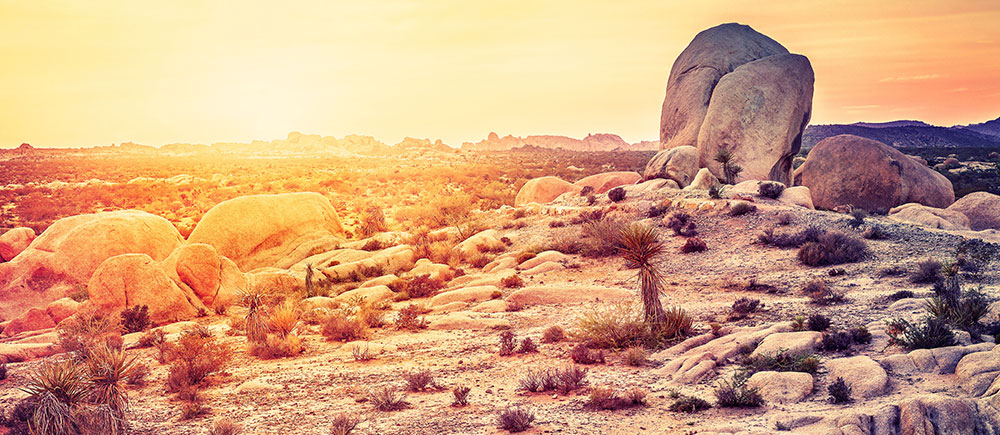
[714,148,743,184]
[618,223,667,328]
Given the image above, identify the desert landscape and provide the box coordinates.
[3,4,1000,435]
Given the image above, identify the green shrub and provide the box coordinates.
[739,351,819,375]
[120,305,151,334]
[828,377,853,404]
[669,394,711,413]
[608,187,626,202]
[758,182,785,199]
[714,374,763,408]
[807,314,831,331]
[887,317,956,350]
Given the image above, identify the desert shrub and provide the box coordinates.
[452,385,471,406]
[250,333,303,359]
[541,326,565,343]
[955,238,999,275]
[575,303,649,349]
[498,407,534,433]
[912,258,943,283]
[622,347,647,367]
[164,333,232,394]
[136,329,166,348]
[84,345,139,418]
[889,290,914,301]
[569,344,606,364]
[579,185,595,196]
[518,338,538,353]
[240,287,270,344]
[544,228,584,255]
[581,217,625,258]
[359,206,387,238]
[498,330,518,356]
[801,279,844,305]
[758,181,785,199]
[394,303,429,330]
[587,194,597,206]
[798,231,868,266]
[607,187,626,202]
[887,317,956,350]
[518,366,589,394]
[932,274,962,300]
[776,212,794,226]
[807,314,831,332]
[791,315,806,331]
[828,377,853,404]
[822,331,854,351]
[120,305,151,334]
[669,395,711,413]
[848,208,868,228]
[515,251,536,264]
[403,370,435,392]
[851,325,872,344]
[322,312,367,341]
[20,359,88,432]
[126,362,149,386]
[714,374,763,408]
[926,288,990,332]
[665,211,697,237]
[369,387,408,411]
[389,274,445,299]
[739,351,819,375]
[267,302,300,338]
[879,266,907,277]
[730,297,762,319]
[359,238,387,252]
[548,219,566,228]
[862,225,890,240]
[729,202,757,216]
[501,275,525,288]
[679,237,707,253]
[209,417,243,435]
[0,362,6,381]
[708,184,726,199]
[587,386,647,410]
[647,203,669,218]
[351,343,377,361]
[328,412,362,435]
[57,309,122,358]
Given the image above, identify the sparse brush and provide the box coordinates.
[607,187,626,202]
[848,208,868,228]
[911,258,943,283]
[164,333,232,394]
[729,202,756,216]
[575,303,649,349]
[581,217,625,258]
[267,302,300,338]
[0,362,7,381]
[126,362,149,386]
[323,312,367,341]
[776,212,794,226]
[499,330,518,356]
[807,314,831,332]
[136,329,166,348]
[359,206,387,238]
[714,374,763,408]
[708,184,726,199]
[862,225,890,240]
[352,343,377,361]
[791,315,807,331]
[955,239,999,275]
[518,366,589,394]
[209,417,244,435]
[798,230,868,266]
[665,211,696,236]
[501,275,525,288]
[120,305,151,334]
[570,344,606,364]
[57,308,122,358]
[251,333,303,359]
[828,377,853,404]
[369,387,408,411]
[801,280,844,305]
[758,181,785,199]
[647,204,669,218]
[498,406,535,433]
[518,337,538,353]
[669,394,711,413]
[404,370,435,392]
[887,317,956,350]
[851,325,872,344]
[679,237,707,253]
[452,385,471,406]
[822,331,854,351]
[542,326,565,343]
[739,351,819,375]
[622,347,647,367]
[389,274,445,298]
[932,274,962,300]
[730,297,762,319]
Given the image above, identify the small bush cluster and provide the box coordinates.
[911,258,943,283]
[621,347,648,367]
[739,351,820,375]
[679,237,707,253]
[518,365,589,394]
[57,309,123,358]
[665,211,697,237]
[403,370,436,392]
[498,406,534,433]
[801,280,844,305]
[120,305,151,334]
[828,377,853,404]
[575,303,692,349]
[887,317,956,350]
[388,274,445,299]
[607,187,626,202]
[729,297,762,319]
[163,331,232,407]
[395,304,429,330]
[209,417,244,435]
[668,394,712,413]
[322,312,367,341]
[714,374,763,408]
[822,326,874,352]
[925,287,990,333]
[889,290,915,301]
[369,386,409,411]
[807,314,831,332]
[501,274,525,288]
[452,385,471,406]
[587,386,648,410]
[541,326,565,343]
[580,217,626,258]
[758,181,785,199]
[328,412,363,435]
[570,344,606,364]
[798,230,868,266]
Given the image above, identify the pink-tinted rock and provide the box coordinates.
[1,308,55,337]
[573,172,641,194]
[0,227,35,261]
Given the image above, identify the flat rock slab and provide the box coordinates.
[750,331,822,358]
[505,285,632,306]
[827,355,889,399]
[426,313,510,330]
[747,371,814,404]
[430,286,499,306]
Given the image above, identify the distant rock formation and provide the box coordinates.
[462,133,656,152]
[658,23,814,185]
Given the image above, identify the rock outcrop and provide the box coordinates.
[514,177,582,206]
[889,203,971,230]
[0,227,35,261]
[573,172,641,194]
[792,135,955,211]
[947,191,1000,231]
[188,192,345,271]
[87,254,202,324]
[643,146,699,187]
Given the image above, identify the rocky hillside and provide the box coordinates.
[804,117,1000,150]
[461,133,658,153]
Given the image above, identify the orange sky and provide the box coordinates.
[2,0,999,148]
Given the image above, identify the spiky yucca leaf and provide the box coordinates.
[21,359,89,406]
[85,345,139,417]
[618,223,667,328]
[240,287,270,343]
[267,302,300,338]
[29,392,74,435]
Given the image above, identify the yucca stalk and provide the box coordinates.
[618,223,667,328]
[240,287,270,344]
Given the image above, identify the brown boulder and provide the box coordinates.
[0,227,35,261]
[87,254,201,324]
[0,210,184,321]
[1,308,55,337]
[188,193,345,270]
[643,146,699,187]
[514,177,582,206]
[792,135,954,212]
[573,172,641,194]
[947,191,1000,231]
[660,23,789,150]
[697,53,814,185]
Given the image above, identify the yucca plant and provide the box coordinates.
[85,345,140,417]
[714,148,744,184]
[21,359,89,435]
[618,223,667,328]
[30,392,75,435]
[240,287,270,344]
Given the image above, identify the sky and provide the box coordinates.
[2,0,999,148]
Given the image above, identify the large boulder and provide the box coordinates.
[660,23,789,150]
[792,135,955,212]
[643,146,699,187]
[87,254,201,324]
[898,395,993,435]
[514,177,582,206]
[750,331,822,358]
[889,203,971,230]
[161,243,248,308]
[1,308,55,337]
[0,210,184,321]
[947,192,1000,231]
[826,355,889,398]
[573,172,641,194]
[187,193,345,271]
[0,227,35,261]
[746,371,813,404]
[683,168,719,191]
[697,54,813,185]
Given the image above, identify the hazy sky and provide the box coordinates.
[2,0,999,148]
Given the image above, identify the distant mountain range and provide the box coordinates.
[460,132,658,152]
[803,116,1000,149]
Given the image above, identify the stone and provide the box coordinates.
[0,227,35,261]
[451,230,506,259]
[426,313,510,330]
[521,261,565,276]
[161,243,247,308]
[514,176,582,206]
[826,355,889,398]
[746,371,814,404]
[697,53,814,185]
[956,347,1000,396]
[430,286,500,306]
[660,23,789,150]
[0,342,61,363]
[299,296,340,311]
[358,274,399,289]
[470,299,509,313]
[44,298,80,324]
[573,171,641,194]
[778,186,814,209]
[888,203,971,230]
[898,395,991,435]
[0,210,184,321]
[750,331,822,358]
[87,253,201,324]
[331,285,394,306]
[517,251,570,270]
[792,135,955,212]
[1,308,55,337]
[947,191,1000,230]
[643,146,699,187]
[403,259,453,281]
[684,168,719,191]
[505,285,632,306]
[187,192,345,270]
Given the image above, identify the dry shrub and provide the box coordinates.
[581,217,624,258]
[57,308,123,358]
[395,304,429,330]
[729,202,757,216]
[679,237,707,253]
[388,274,444,299]
[498,406,534,433]
[322,312,367,341]
[801,279,844,305]
[359,206,387,238]
[267,302,300,338]
[119,305,151,334]
[452,385,471,406]
[163,332,232,394]
[518,337,538,353]
[621,347,647,367]
[541,326,565,343]
[250,333,303,359]
[136,329,166,348]
[329,412,363,435]
[209,417,244,435]
[499,330,518,356]
[403,370,435,392]
[369,386,408,411]
[240,287,270,344]
[911,258,943,283]
[665,211,697,237]
[587,386,648,410]
[501,274,525,288]
[569,344,606,364]
[798,230,868,266]
[518,365,588,394]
